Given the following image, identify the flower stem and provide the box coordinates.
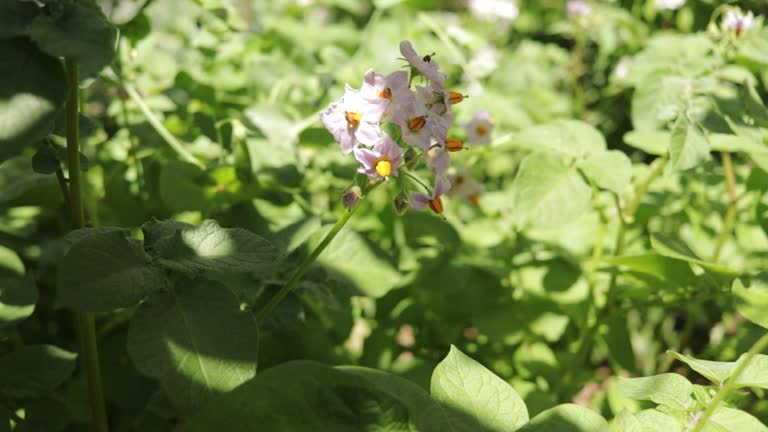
[711,152,738,263]
[65,58,109,432]
[256,182,381,324]
[690,332,768,432]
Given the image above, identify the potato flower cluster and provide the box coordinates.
[321,41,493,214]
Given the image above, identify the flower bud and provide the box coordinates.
[343,186,363,210]
[404,147,418,169]
[394,192,410,215]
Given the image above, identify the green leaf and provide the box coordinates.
[505,120,606,159]
[26,1,117,78]
[31,143,60,175]
[153,219,279,275]
[634,409,682,432]
[181,361,453,432]
[0,38,66,163]
[0,345,77,398]
[57,230,165,311]
[141,218,195,251]
[0,1,39,39]
[616,374,694,410]
[509,152,591,229]
[605,254,696,285]
[734,353,768,390]
[610,410,642,432]
[650,234,737,275]
[127,279,260,416]
[516,404,608,432]
[313,228,401,298]
[708,406,768,432]
[666,351,735,385]
[732,278,768,329]
[0,276,37,328]
[578,150,633,194]
[668,115,710,172]
[623,130,668,156]
[602,315,635,371]
[431,345,529,431]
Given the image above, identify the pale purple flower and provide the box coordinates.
[415,83,455,145]
[320,84,386,154]
[469,0,519,22]
[411,176,451,213]
[398,98,433,150]
[426,142,451,175]
[655,0,685,10]
[354,134,404,180]
[464,111,495,146]
[567,0,592,18]
[723,10,755,35]
[360,69,411,125]
[400,41,447,84]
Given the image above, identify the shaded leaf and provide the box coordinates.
[153,220,279,275]
[57,230,165,311]
[517,404,608,432]
[127,279,260,416]
[0,345,76,398]
[666,351,735,385]
[732,278,768,329]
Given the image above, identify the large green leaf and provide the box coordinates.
[578,150,633,194]
[516,404,608,432]
[668,115,710,172]
[634,409,682,432]
[127,279,260,416]
[616,374,693,410]
[609,410,642,432]
[734,353,768,390]
[732,278,768,329]
[622,130,668,156]
[431,345,529,431]
[509,152,591,229]
[505,120,606,159]
[666,351,736,385]
[0,345,77,398]
[0,245,36,328]
[0,1,39,39]
[57,229,165,311]
[179,361,426,432]
[153,219,279,275]
[707,406,768,432]
[313,227,401,298]
[0,38,66,163]
[26,0,117,78]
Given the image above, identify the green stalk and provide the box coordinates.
[256,182,382,324]
[690,332,768,432]
[711,152,738,263]
[66,58,109,432]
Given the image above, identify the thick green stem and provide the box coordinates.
[711,153,738,263]
[256,205,360,325]
[690,332,768,432]
[256,180,383,324]
[66,58,109,432]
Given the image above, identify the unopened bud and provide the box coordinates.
[404,147,418,169]
[394,192,409,215]
[343,186,363,210]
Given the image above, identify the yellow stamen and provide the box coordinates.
[470,195,480,206]
[476,124,488,136]
[379,87,392,99]
[375,159,392,178]
[428,196,444,214]
[446,138,464,152]
[345,111,362,127]
[448,91,465,104]
[409,116,427,132]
